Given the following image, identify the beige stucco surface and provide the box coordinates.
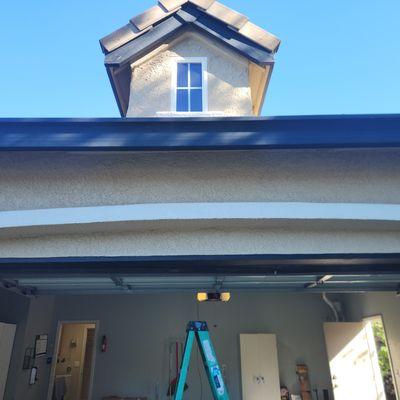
[0,149,400,212]
[0,227,400,257]
[0,148,400,257]
[127,32,253,116]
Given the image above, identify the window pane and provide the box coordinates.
[190,63,202,87]
[177,63,188,87]
[177,89,189,112]
[190,89,203,112]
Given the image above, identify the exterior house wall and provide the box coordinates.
[11,292,334,400]
[1,228,400,258]
[0,149,400,258]
[0,150,399,213]
[127,32,253,117]
[342,293,400,396]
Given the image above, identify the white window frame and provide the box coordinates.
[171,57,208,113]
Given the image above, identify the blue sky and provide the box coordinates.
[1,0,399,117]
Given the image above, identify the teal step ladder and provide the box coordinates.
[173,321,230,400]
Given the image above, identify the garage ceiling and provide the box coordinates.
[1,254,399,296]
[2,274,400,296]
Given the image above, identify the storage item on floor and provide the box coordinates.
[280,386,290,400]
[296,364,312,400]
[52,376,67,400]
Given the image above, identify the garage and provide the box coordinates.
[1,109,400,400]
[1,255,400,399]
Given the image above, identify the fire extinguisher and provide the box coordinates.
[101,335,108,353]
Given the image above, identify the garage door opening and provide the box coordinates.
[2,253,400,399]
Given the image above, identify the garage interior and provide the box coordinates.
[1,254,400,400]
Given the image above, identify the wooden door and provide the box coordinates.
[240,334,281,400]
[0,322,16,400]
[324,322,386,400]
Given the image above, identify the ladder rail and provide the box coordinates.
[174,330,195,400]
[173,321,230,400]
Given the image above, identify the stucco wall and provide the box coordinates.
[0,149,399,213]
[10,292,335,400]
[1,148,400,258]
[127,32,253,117]
[342,293,400,396]
[1,227,400,258]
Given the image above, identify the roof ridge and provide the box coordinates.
[100,0,280,54]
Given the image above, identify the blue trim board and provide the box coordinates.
[0,253,400,278]
[0,114,399,152]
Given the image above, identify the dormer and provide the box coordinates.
[100,0,280,117]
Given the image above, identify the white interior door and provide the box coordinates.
[0,322,16,400]
[324,322,386,400]
[240,333,281,400]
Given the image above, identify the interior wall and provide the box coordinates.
[342,292,400,397]
[13,296,56,400]
[0,288,30,400]
[8,292,335,400]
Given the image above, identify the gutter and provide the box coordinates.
[0,114,399,152]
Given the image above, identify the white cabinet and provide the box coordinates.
[240,334,281,400]
[0,322,16,400]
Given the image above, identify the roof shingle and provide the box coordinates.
[130,5,172,31]
[206,2,248,30]
[100,0,280,54]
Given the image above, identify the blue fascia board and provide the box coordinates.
[1,253,400,277]
[0,114,399,152]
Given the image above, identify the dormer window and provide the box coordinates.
[103,1,281,117]
[172,58,208,113]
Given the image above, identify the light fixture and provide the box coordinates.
[197,292,231,302]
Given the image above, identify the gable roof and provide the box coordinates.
[100,0,280,56]
[100,1,281,116]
